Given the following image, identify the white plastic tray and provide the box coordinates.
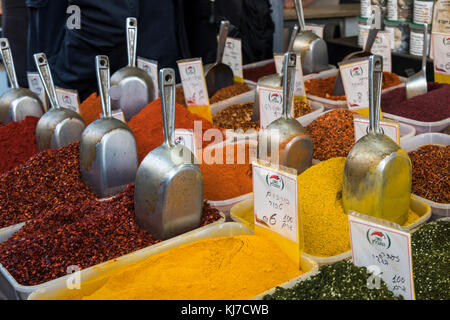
[28,222,319,300]
[230,194,431,266]
[303,68,406,110]
[401,133,450,217]
[0,212,225,300]
[383,112,450,134]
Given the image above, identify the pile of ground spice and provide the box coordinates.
[209,83,251,104]
[79,93,101,125]
[0,142,97,228]
[408,145,449,203]
[128,99,218,162]
[0,185,221,286]
[306,109,355,161]
[381,83,450,122]
[0,116,39,175]
[305,72,402,101]
[243,62,277,82]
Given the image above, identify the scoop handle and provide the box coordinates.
[96,56,112,118]
[34,53,60,110]
[368,55,383,134]
[159,68,176,147]
[287,25,299,53]
[216,20,230,64]
[421,23,428,73]
[0,38,19,89]
[294,0,306,30]
[126,17,138,68]
[282,52,297,118]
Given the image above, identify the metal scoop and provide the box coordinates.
[204,20,234,97]
[406,23,428,100]
[292,0,329,75]
[135,68,203,240]
[258,52,313,174]
[343,55,412,225]
[0,38,43,124]
[111,17,155,121]
[34,53,85,151]
[80,56,138,198]
[252,25,299,122]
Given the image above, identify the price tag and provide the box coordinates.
[27,72,47,111]
[354,114,401,144]
[273,54,306,100]
[362,31,392,72]
[348,212,415,300]
[99,109,126,122]
[305,24,325,38]
[432,32,450,76]
[56,87,80,113]
[222,37,243,83]
[339,58,370,109]
[174,129,196,156]
[257,85,284,129]
[137,57,159,98]
[253,162,299,243]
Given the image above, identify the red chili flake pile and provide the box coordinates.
[381,82,450,122]
[408,145,450,204]
[209,83,251,104]
[0,116,39,175]
[306,109,355,161]
[0,142,97,228]
[243,62,277,82]
[0,184,221,286]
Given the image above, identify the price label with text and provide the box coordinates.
[56,87,80,113]
[257,85,284,129]
[27,72,47,111]
[137,57,159,98]
[273,54,306,99]
[174,129,196,156]
[253,162,298,243]
[339,59,370,109]
[305,24,325,38]
[354,114,400,144]
[223,37,243,83]
[99,109,126,123]
[349,212,415,300]
[177,58,210,107]
[432,32,450,76]
[362,31,392,72]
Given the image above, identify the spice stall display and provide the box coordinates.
[0,116,39,175]
[0,185,221,286]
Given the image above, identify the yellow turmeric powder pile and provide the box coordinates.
[79,235,302,300]
[299,158,421,257]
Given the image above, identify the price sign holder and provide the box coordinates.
[339,57,370,110]
[223,37,243,83]
[273,54,307,102]
[99,109,126,123]
[348,211,415,300]
[362,31,392,73]
[55,87,80,114]
[252,160,303,269]
[353,114,401,145]
[177,58,212,123]
[137,57,159,98]
[305,24,325,38]
[174,129,199,160]
[27,71,48,112]
[432,32,450,83]
[257,84,284,129]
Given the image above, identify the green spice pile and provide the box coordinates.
[264,261,401,300]
[412,220,450,300]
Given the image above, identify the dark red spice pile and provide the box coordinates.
[381,83,450,122]
[0,184,221,286]
[0,142,97,228]
[0,116,39,175]
[408,145,450,204]
[243,62,277,82]
[306,109,355,161]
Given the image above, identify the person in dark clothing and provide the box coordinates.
[26,0,180,101]
[2,0,29,87]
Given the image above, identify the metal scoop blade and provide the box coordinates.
[204,20,235,97]
[0,38,43,124]
[406,23,428,100]
[111,17,155,121]
[343,55,412,225]
[135,68,203,240]
[80,55,138,198]
[34,53,85,151]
